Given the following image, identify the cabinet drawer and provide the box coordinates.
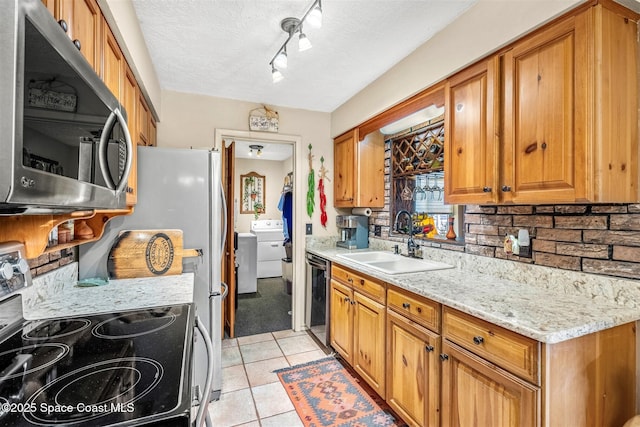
[332,264,385,303]
[443,307,539,385]
[387,287,440,333]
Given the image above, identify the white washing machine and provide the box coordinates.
[236,232,257,294]
[251,220,286,278]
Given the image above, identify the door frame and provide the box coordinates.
[214,129,305,332]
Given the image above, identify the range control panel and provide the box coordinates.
[0,242,31,300]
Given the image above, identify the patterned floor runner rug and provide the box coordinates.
[275,356,401,427]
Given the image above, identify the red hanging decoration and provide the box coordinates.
[318,156,330,228]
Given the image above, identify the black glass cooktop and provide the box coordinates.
[0,304,193,426]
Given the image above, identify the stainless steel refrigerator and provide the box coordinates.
[79,146,225,402]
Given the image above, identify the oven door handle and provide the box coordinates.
[194,315,214,427]
[305,256,328,270]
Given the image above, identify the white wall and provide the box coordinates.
[330,0,584,136]
[234,158,292,233]
[157,90,336,238]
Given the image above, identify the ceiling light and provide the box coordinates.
[306,0,322,28]
[271,65,284,83]
[298,31,312,52]
[249,145,264,157]
[268,0,322,82]
[274,47,288,69]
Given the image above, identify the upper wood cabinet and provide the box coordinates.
[149,117,157,147]
[137,94,150,146]
[445,58,498,204]
[123,65,138,206]
[58,0,102,73]
[445,1,639,204]
[102,20,123,100]
[334,129,385,208]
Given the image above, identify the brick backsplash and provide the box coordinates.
[465,204,640,280]
[28,248,77,278]
[367,139,640,280]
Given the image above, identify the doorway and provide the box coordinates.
[215,129,304,339]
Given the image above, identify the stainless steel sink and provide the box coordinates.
[336,251,453,274]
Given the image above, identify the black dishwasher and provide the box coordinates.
[305,252,331,347]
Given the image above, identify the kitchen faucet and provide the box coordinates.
[394,210,418,258]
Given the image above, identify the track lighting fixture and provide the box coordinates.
[268,0,322,82]
[249,145,264,157]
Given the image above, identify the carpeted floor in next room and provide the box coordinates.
[235,277,292,337]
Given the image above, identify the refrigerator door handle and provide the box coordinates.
[219,180,227,261]
[220,282,228,300]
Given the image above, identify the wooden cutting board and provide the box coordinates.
[107,229,201,279]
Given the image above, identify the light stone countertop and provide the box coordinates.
[21,262,194,320]
[307,244,640,344]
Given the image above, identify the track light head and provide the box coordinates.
[306,0,322,28]
[274,47,288,69]
[298,31,312,52]
[271,65,284,83]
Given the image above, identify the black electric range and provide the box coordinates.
[0,295,194,427]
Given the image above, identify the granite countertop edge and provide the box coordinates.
[21,263,195,320]
[306,246,640,344]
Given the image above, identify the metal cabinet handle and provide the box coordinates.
[440,354,449,361]
[416,307,422,313]
[359,279,364,286]
[347,277,353,283]
[58,19,68,32]
[73,39,81,50]
[350,300,356,305]
[473,336,484,345]
[483,186,492,193]
[343,297,350,303]
[402,302,410,309]
[501,185,512,192]
[425,345,434,352]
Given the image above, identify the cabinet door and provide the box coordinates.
[59,0,102,73]
[356,131,385,208]
[102,21,123,100]
[441,340,539,427]
[334,130,357,207]
[445,58,498,204]
[353,291,386,398]
[137,94,150,146]
[149,117,157,147]
[386,310,440,427]
[123,65,138,206]
[329,279,353,363]
[502,17,579,204]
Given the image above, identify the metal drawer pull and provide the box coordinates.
[473,336,484,345]
[425,345,434,352]
[402,302,410,309]
[416,307,422,313]
[344,297,350,303]
[440,354,449,361]
[359,279,364,285]
[347,277,353,283]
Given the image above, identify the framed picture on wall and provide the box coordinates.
[240,172,265,215]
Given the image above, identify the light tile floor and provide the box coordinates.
[208,329,329,427]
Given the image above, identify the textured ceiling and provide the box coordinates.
[131,0,476,112]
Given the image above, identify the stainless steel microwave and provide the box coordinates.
[0,0,133,215]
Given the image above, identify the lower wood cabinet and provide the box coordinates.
[440,340,539,427]
[329,264,636,427]
[386,309,440,427]
[330,279,353,362]
[330,265,386,398]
